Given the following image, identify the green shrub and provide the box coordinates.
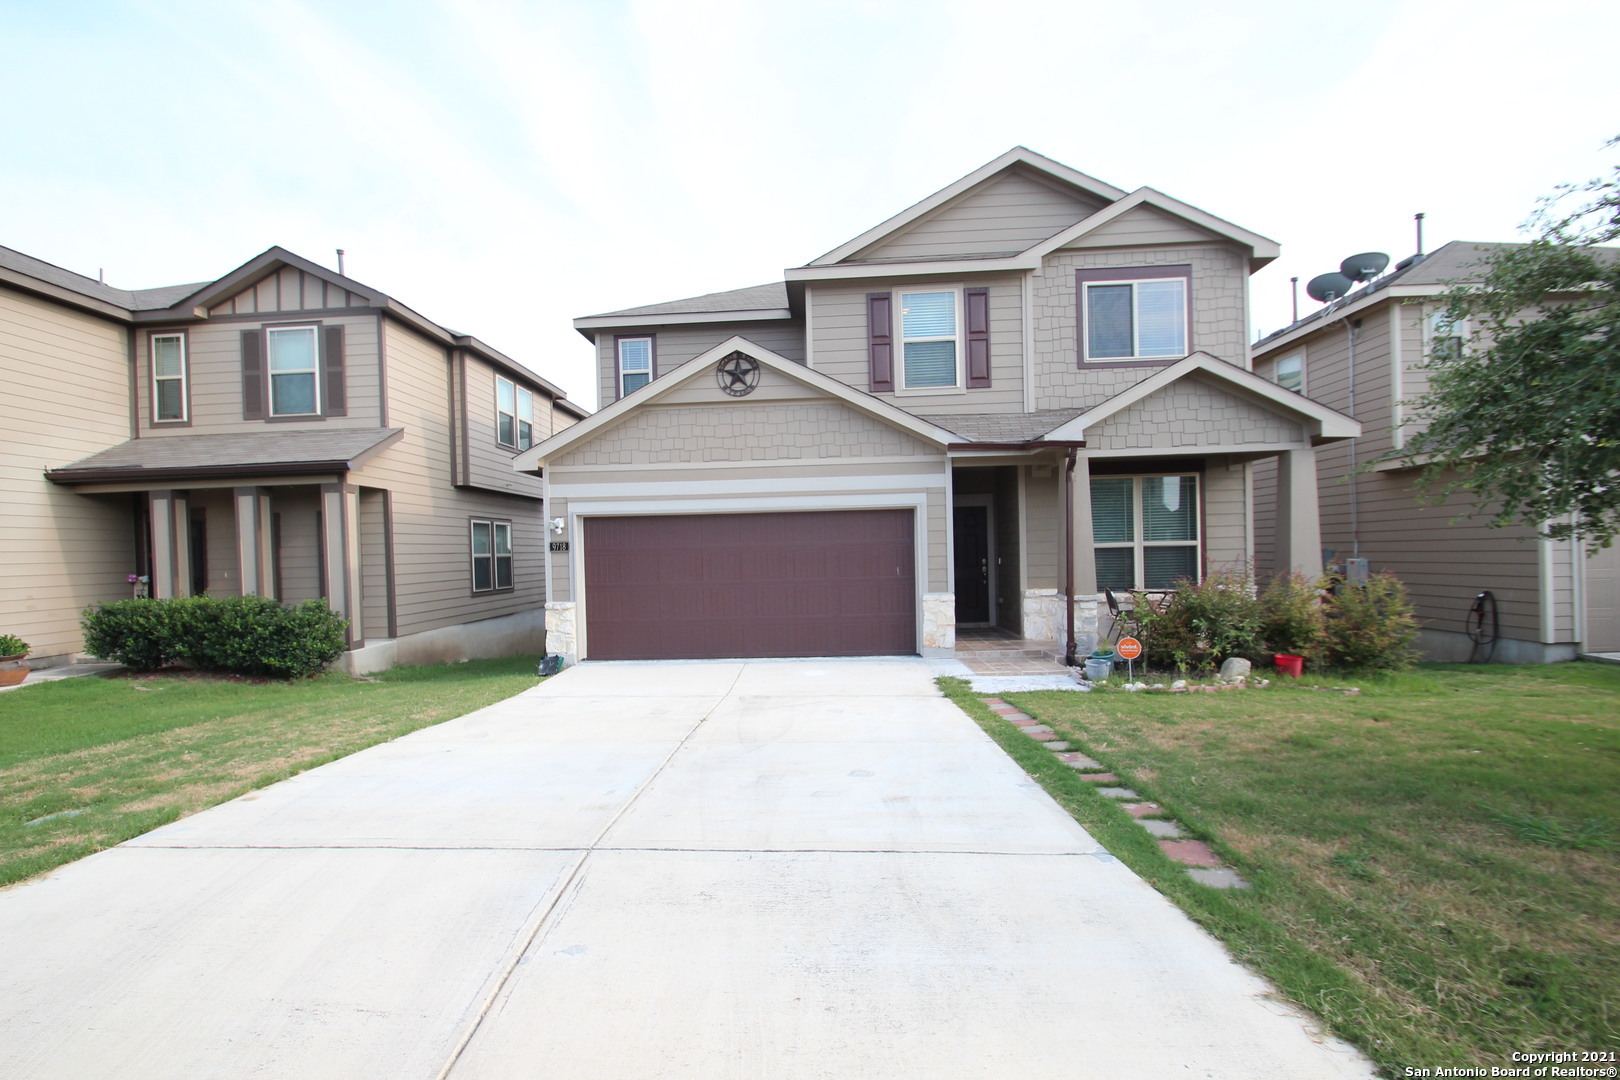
[82,596,348,678]
[0,633,29,657]
[81,598,179,671]
[1321,572,1419,673]
[1135,564,1263,673]
[1258,572,1325,658]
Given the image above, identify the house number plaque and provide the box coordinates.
[549,541,570,552]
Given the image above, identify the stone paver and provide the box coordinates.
[1139,819,1187,839]
[1095,787,1140,800]
[1077,772,1121,784]
[1121,802,1165,818]
[1187,867,1252,890]
[1159,839,1223,868]
[1056,753,1103,769]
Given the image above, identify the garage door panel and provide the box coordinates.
[583,510,916,660]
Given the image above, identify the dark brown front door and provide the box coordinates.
[583,510,916,660]
[953,504,991,625]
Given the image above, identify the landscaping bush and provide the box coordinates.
[1135,564,1262,674]
[82,596,348,678]
[1258,572,1325,658]
[1320,572,1419,673]
[80,598,179,671]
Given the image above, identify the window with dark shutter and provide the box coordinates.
[323,325,347,416]
[241,330,265,420]
[867,292,894,393]
[964,287,990,388]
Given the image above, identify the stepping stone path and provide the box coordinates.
[980,697,1250,890]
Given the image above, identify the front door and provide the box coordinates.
[953,503,992,626]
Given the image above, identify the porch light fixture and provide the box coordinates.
[549,517,565,535]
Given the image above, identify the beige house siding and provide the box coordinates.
[1204,459,1249,570]
[136,314,383,436]
[346,319,545,638]
[851,167,1104,262]
[1033,243,1251,411]
[596,321,805,408]
[0,286,134,659]
[1060,203,1224,251]
[274,488,323,603]
[359,488,389,640]
[189,489,240,596]
[206,267,371,316]
[1085,378,1303,453]
[1023,467,1062,590]
[805,274,1025,415]
[460,354,547,499]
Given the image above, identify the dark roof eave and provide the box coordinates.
[45,459,355,486]
[948,440,1085,451]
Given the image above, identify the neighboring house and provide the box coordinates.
[1,244,586,671]
[1251,240,1620,661]
[517,147,1359,663]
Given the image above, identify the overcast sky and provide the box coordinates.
[4,0,1615,411]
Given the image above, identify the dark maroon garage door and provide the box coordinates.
[583,509,916,660]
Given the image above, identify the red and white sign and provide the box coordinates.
[1116,637,1143,661]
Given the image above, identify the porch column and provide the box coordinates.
[148,490,191,598]
[1069,453,1096,596]
[233,486,275,597]
[1275,446,1324,581]
[320,483,362,645]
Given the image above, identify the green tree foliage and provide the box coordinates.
[1405,139,1620,549]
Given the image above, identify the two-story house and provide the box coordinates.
[1,244,585,671]
[1251,240,1619,661]
[516,148,1358,664]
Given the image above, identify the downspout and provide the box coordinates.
[1064,449,1078,667]
[1346,318,1361,558]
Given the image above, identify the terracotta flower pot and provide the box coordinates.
[0,655,29,687]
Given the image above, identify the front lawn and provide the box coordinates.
[945,663,1620,1079]
[0,657,543,888]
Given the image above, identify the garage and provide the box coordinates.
[582,509,916,660]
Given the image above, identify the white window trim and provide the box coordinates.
[618,336,653,398]
[470,518,514,593]
[1082,276,1189,362]
[266,325,321,417]
[1426,306,1466,361]
[1274,351,1305,394]
[150,332,187,423]
[894,286,965,394]
[495,374,536,450]
[1092,473,1202,590]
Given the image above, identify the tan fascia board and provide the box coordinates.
[785,256,1032,283]
[514,335,956,472]
[1044,352,1361,442]
[1253,284,1449,356]
[572,308,793,333]
[0,265,134,322]
[803,147,1128,268]
[1029,188,1281,272]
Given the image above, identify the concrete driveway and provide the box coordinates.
[0,659,1374,1079]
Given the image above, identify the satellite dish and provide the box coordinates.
[1306,272,1355,303]
[1340,252,1390,282]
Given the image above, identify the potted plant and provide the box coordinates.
[0,634,31,687]
[1084,638,1116,682]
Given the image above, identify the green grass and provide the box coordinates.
[942,663,1620,1079]
[0,657,543,888]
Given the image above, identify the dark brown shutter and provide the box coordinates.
[965,287,991,388]
[241,330,265,420]
[867,292,894,393]
[322,325,347,416]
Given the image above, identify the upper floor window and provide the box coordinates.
[151,333,187,422]
[497,375,535,450]
[1274,352,1304,393]
[898,289,960,389]
[1091,474,1200,591]
[470,518,513,592]
[1428,309,1464,362]
[1078,265,1191,365]
[267,326,320,416]
[618,336,653,397]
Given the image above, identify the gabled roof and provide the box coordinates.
[805,147,1128,267]
[0,243,208,318]
[1043,352,1360,443]
[46,428,404,485]
[1028,187,1280,272]
[153,245,389,318]
[916,409,1084,444]
[515,336,959,471]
